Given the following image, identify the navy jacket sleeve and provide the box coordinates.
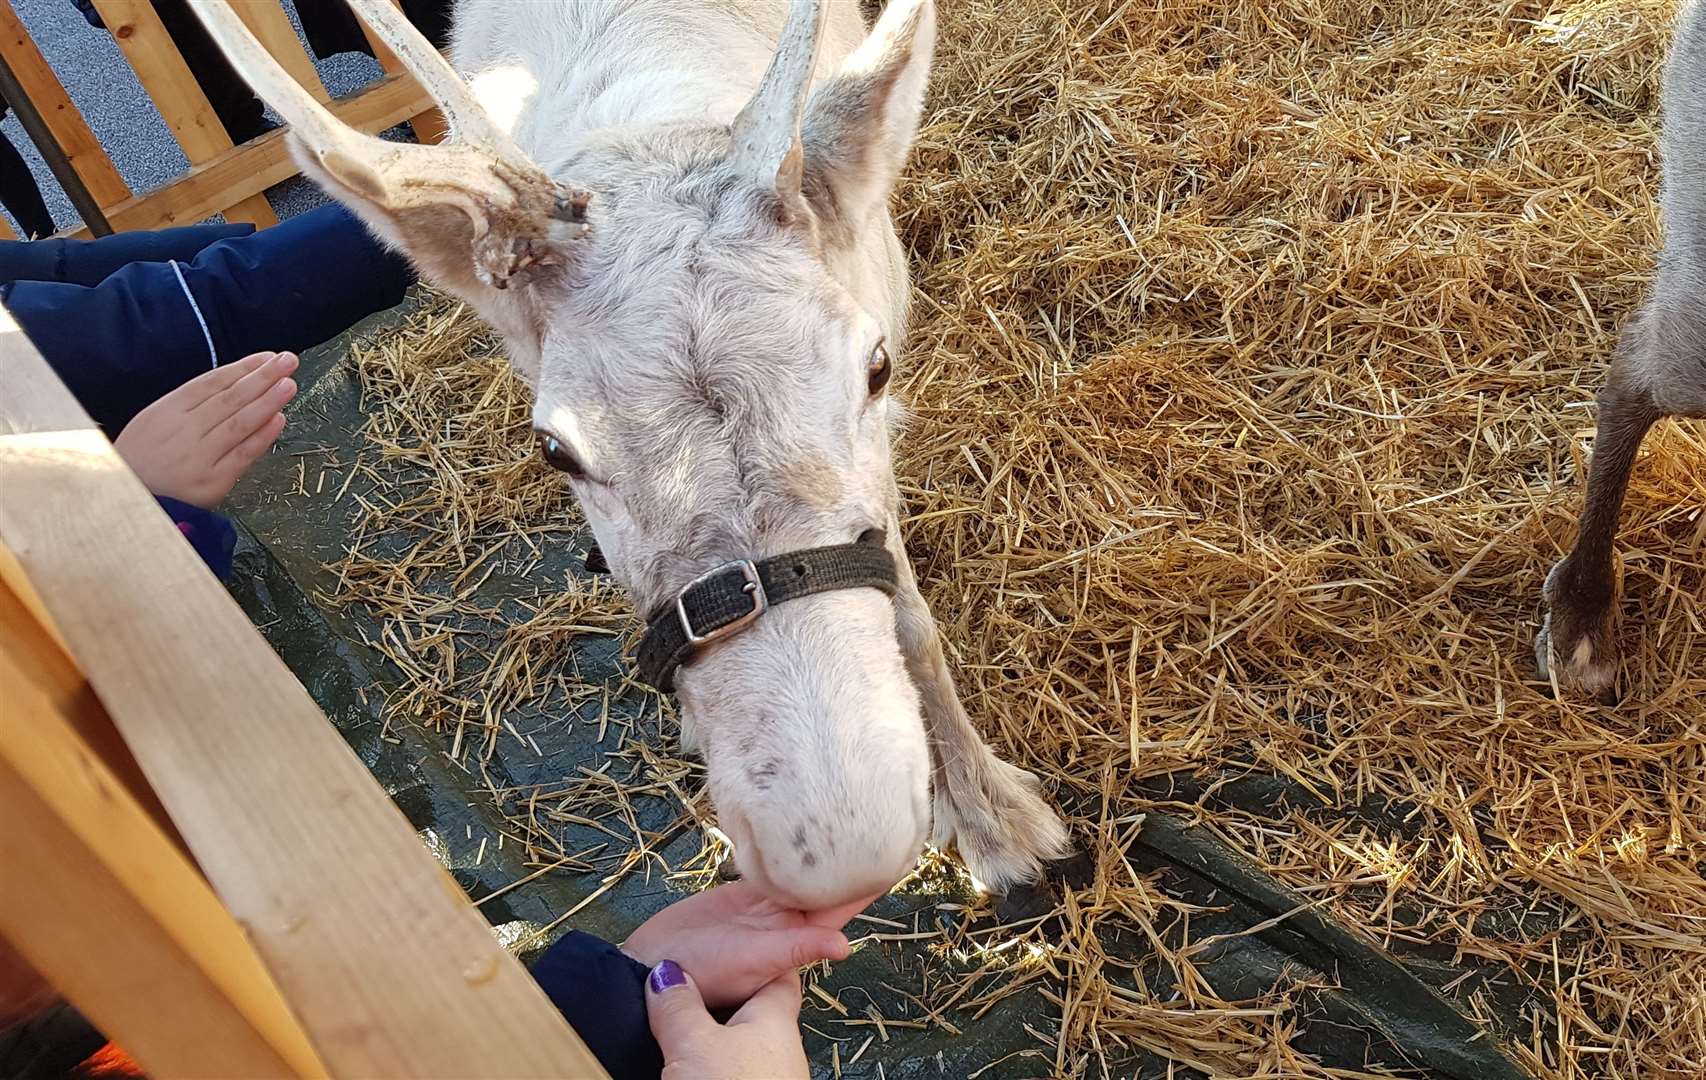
[156,496,237,580]
[0,221,253,287]
[171,203,416,376]
[0,204,414,433]
[528,932,663,1080]
[0,270,207,433]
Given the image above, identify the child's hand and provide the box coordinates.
[621,880,875,1009]
[113,351,297,509]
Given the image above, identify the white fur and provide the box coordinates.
[197,0,1073,906]
[452,0,937,907]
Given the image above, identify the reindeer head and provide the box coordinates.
[193,0,938,910]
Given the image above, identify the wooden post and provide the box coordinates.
[0,0,131,210]
[3,0,445,236]
[232,2,331,105]
[65,70,431,237]
[90,0,277,227]
[0,306,608,1077]
[0,543,186,847]
[66,73,433,237]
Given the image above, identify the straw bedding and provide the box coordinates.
[326,1,1704,1076]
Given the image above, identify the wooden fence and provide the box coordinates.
[0,310,609,1075]
[0,0,444,239]
[0,5,609,1073]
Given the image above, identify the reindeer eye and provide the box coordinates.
[867,340,892,397]
[536,431,585,478]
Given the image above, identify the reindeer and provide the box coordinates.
[188,0,1070,909]
[1538,0,1706,704]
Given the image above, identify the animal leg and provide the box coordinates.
[885,528,1072,891]
[1537,319,1667,703]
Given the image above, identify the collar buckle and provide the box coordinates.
[677,559,768,647]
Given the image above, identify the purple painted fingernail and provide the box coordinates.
[648,960,686,994]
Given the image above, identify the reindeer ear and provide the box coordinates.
[190,0,590,295]
[292,137,589,295]
[799,0,935,235]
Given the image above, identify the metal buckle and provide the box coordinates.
[676,559,767,647]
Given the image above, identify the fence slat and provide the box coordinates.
[0,311,608,1078]
[0,0,131,209]
[65,70,430,237]
[356,0,447,144]
[0,316,91,437]
[233,1,329,105]
[0,577,328,1080]
[0,542,187,846]
[89,0,276,227]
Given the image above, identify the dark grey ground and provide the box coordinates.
[215,299,1543,1080]
[2,0,367,233]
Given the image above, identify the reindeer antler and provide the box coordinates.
[728,0,826,200]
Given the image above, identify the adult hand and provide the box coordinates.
[113,351,297,509]
[646,964,808,1080]
[621,880,875,1009]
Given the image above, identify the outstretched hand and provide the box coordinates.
[114,351,298,509]
[621,880,875,1009]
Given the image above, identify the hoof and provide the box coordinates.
[1537,562,1622,704]
[1536,610,1620,704]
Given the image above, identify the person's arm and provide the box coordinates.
[528,931,663,1080]
[0,223,254,287]
[523,881,866,1079]
[0,204,413,434]
[175,203,415,366]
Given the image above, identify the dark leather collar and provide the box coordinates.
[631,534,898,692]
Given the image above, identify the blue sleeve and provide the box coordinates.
[0,271,210,434]
[0,204,414,434]
[175,203,416,371]
[155,496,236,579]
[0,223,254,287]
[528,932,662,1080]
